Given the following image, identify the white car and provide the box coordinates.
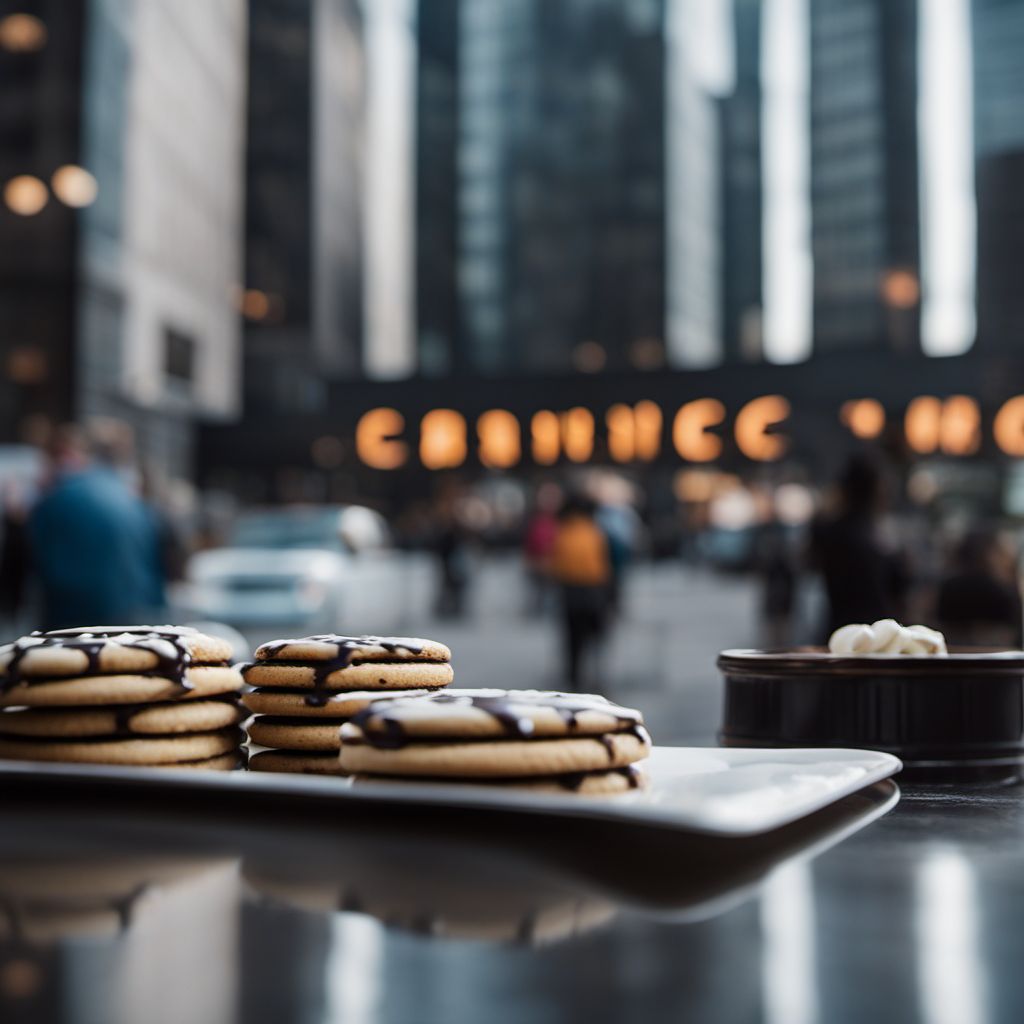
[176,506,425,635]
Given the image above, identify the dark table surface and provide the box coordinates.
[2,764,1024,1024]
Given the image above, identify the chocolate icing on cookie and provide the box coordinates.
[252,635,428,707]
[431,694,536,740]
[592,729,654,761]
[349,690,646,749]
[1,628,196,696]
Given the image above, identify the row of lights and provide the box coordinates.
[3,15,98,222]
[343,394,1024,471]
[568,276,914,376]
[572,338,667,374]
[843,394,1000,457]
[3,166,99,216]
[352,397,792,471]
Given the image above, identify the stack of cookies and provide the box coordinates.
[338,689,651,795]
[242,634,453,774]
[0,626,245,770]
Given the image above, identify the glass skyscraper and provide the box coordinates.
[415,0,460,376]
[808,0,920,354]
[243,0,366,416]
[720,0,763,363]
[418,0,672,376]
[972,0,1024,351]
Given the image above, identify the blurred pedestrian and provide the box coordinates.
[522,482,561,616]
[29,425,165,628]
[810,455,909,639]
[936,528,1023,648]
[0,482,33,633]
[549,496,611,689]
[434,510,470,619]
[595,499,640,616]
[758,519,797,648]
[139,465,188,586]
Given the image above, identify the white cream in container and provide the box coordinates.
[828,619,948,656]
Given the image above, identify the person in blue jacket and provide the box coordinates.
[29,425,164,629]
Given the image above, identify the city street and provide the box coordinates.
[400,556,759,745]
[239,556,760,745]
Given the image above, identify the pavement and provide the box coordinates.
[395,555,760,745]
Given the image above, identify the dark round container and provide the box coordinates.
[718,647,1024,775]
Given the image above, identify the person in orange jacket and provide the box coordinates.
[548,496,611,689]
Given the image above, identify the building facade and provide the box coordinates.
[415,0,460,377]
[972,0,1024,352]
[0,0,247,481]
[720,0,763,363]
[665,0,722,369]
[0,1,84,441]
[243,0,366,417]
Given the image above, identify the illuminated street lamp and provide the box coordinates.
[240,289,270,320]
[572,341,606,373]
[51,165,98,208]
[881,268,920,309]
[3,175,48,216]
[881,267,920,352]
[0,13,47,53]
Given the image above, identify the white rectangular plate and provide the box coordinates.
[0,746,901,837]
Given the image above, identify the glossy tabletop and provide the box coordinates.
[2,767,1024,1024]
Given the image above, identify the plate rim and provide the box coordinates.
[0,745,902,838]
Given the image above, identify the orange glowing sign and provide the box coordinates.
[420,409,467,469]
[939,396,981,456]
[346,393,1024,471]
[905,396,942,454]
[734,395,790,461]
[905,395,980,455]
[529,408,595,464]
[607,405,633,462]
[672,399,725,462]
[355,408,408,469]
[531,410,561,465]
[477,409,521,468]
[994,396,1024,456]
[606,401,663,462]
[561,407,594,463]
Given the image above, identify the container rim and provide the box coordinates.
[718,646,1024,675]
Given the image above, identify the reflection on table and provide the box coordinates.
[0,780,900,1023]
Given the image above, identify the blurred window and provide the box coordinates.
[164,327,195,384]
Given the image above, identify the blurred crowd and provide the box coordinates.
[421,455,1023,688]
[505,456,1023,687]
[0,422,185,634]
[425,474,643,689]
[783,455,1023,651]
[2,419,1021,690]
